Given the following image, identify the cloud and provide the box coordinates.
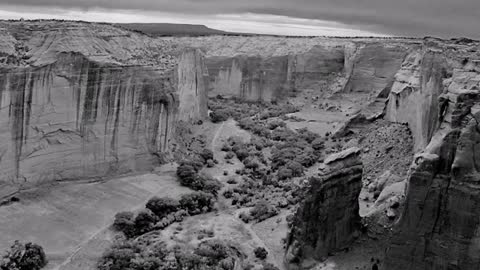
[1,0,479,38]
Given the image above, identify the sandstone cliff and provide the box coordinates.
[0,21,208,192]
[384,39,480,270]
[285,148,363,268]
[173,35,417,103]
[205,43,407,103]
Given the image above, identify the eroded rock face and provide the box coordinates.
[0,21,208,191]
[286,148,363,268]
[386,48,448,151]
[206,55,290,102]
[177,48,208,122]
[206,45,345,102]
[0,52,177,187]
[343,44,409,95]
[385,40,480,270]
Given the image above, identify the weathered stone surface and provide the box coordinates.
[205,45,345,102]
[286,148,363,268]
[177,48,208,122]
[342,44,409,95]
[206,55,290,102]
[385,40,480,270]
[0,21,208,192]
[386,48,448,151]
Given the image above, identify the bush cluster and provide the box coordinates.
[177,158,223,196]
[99,238,244,270]
[254,247,268,260]
[208,97,299,124]
[113,191,215,238]
[0,241,48,270]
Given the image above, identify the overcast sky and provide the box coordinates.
[0,1,478,38]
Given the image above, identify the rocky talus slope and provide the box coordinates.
[285,148,363,268]
[0,21,208,191]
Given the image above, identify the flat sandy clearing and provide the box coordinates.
[0,166,190,269]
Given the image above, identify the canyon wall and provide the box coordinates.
[0,22,208,191]
[205,42,413,104]
[343,44,409,96]
[384,40,480,270]
[385,48,448,150]
[205,45,344,102]
[285,148,363,268]
[206,55,290,102]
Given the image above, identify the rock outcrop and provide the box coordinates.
[386,48,448,151]
[385,40,480,270]
[177,48,208,122]
[0,21,208,191]
[286,147,363,268]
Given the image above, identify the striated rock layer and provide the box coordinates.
[204,45,345,102]
[385,39,480,270]
[285,148,363,268]
[0,21,208,191]
[205,42,412,103]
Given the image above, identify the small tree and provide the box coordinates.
[146,197,180,219]
[134,210,158,235]
[112,211,136,238]
[199,149,214,162]
[254,247,268,260]
[0,241,48,270]
[180,192,215,215]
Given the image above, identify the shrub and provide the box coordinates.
[113,211,136,238]
[243,157,260,170]
[224,152,235,160]
[239,212,252,223]
[250,200,279,222]
[176,163,197,185]
[145,197,180,219]
[180,192,215,215]
[0,241,48,270]
[223,189,234,199]
[262,263,280,270]
[277,167,293,180]
[199,175,223,196]
[234,149,249,161]
[98,240,168,270]
[297,128,317,144]
[206,159,215,168]
[254,247,268,260]
[210,109,230,123]
[200,149,214,162]
[311,138,325,150]
[286,161,303,177]
[267,120,286,130]
[98,241,138,270]
[134,210,158,235]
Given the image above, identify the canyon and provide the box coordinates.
[0,20,479,270]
